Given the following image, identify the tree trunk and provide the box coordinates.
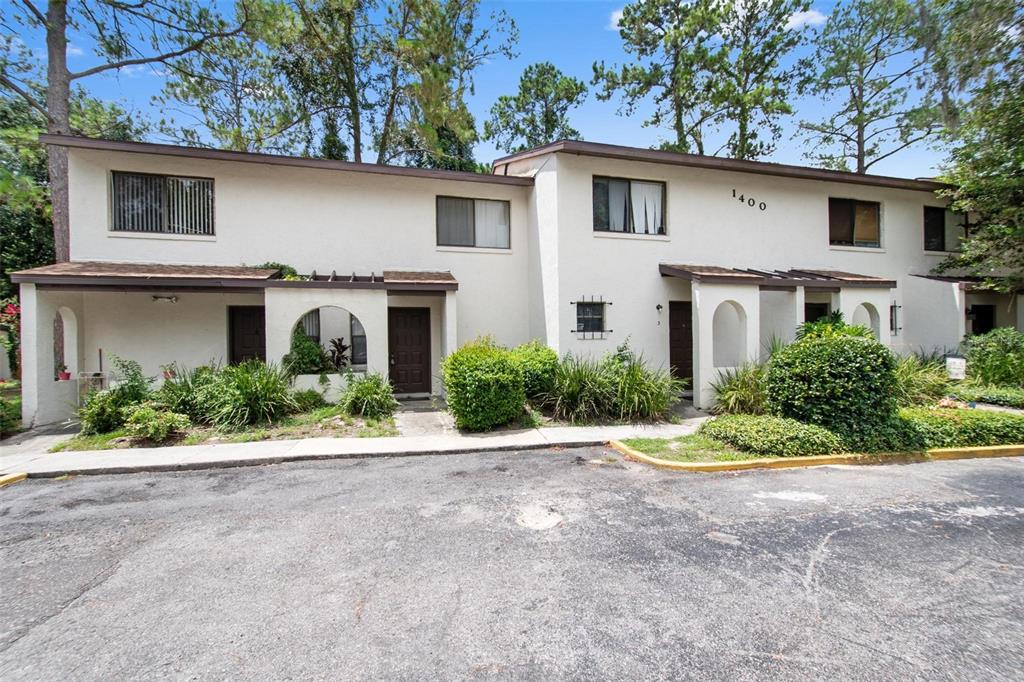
[46,0,71,262]
[342,10,361,163]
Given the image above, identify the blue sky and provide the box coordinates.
[25,0,947,179]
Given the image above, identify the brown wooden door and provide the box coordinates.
[229,306,266,364]
[389,307,431,393]
[971,304,996,335]
[669,301,693,381]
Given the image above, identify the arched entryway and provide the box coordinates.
[713,300,747,367]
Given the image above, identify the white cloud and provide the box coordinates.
[66,44,84,56]
[607,8,623,31]
[785,9,827,30]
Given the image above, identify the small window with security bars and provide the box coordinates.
[573,298,611,339]
[111,171,215,235]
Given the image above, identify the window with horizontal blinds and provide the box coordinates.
[111,171,214,235]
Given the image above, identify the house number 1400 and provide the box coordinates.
[732,189,767,211]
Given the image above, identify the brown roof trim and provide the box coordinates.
[910,273,1022,293]
[41,134,534,187]
[494,140,946,192]
[659,263,896,289]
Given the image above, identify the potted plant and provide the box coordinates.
[56,363,71,381]
[161,363,177,380]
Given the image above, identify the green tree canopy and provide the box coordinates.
[483,61,587,153]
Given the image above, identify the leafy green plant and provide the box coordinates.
[442,338,525,431]
[78,354,154,434]
[123,403,190,443]
[711,363,766,414]
[962,327,1024,386]
[340,372,399,420]
[292,388,329,412]
[947,382,1024,409]
[698,414,844,457]
[765,335,898,440]
[109,354,154,404]
[205,360,297,429]
[510,340,559,401]
[157,363,219,421]
[256,262,304,280]
[795,311,873,340]
[900,407,1024,448]
[0,396,19,436]
[544,354,614,423]
[283,326,332,375]
[608,355,683,421]
[892,354,949,407]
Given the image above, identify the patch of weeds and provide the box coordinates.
[517,407,544,429]
[356,418,398,438]
[621,434,757,463]
[50,430,129,453]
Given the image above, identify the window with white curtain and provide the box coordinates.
[436,196,510,248]
[593,176,666,235]
[111,171,214,235]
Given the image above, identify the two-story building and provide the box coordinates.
[14,135,1023,426]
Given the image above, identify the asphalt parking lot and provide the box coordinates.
[2,447,1022,680]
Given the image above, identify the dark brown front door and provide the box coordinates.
[971,304,996,335]
[669,301,693,382]
[229,306,266,364]
[804,302,830,323]
[389,307,431,393]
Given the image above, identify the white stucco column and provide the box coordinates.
[691,281,761,410]
[794,286,806,327]
[19,283,40,426]
[443,290,458,357]
[18,284,83,427]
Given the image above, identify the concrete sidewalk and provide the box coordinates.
[0,419,706,478]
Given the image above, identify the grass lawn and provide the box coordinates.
[51,405,398,452]
[620,433,767,463]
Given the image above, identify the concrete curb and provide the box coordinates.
[0,473,28,488]
[16,439,611,479]
[610,440,1024,473]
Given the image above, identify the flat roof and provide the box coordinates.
[40,134,534,187]
[494,140,946,192]
[659,264,897,289]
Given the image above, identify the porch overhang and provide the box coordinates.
[11,261,458,292]
[659,263,896,291]
[909,273,1022,293]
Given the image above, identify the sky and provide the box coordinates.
[17,0,948,180]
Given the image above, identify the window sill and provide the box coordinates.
[436,245,512,255]
[593,231,670,242]
[924,250,962,257]
[109,231,216,242]
[828,244,885,254]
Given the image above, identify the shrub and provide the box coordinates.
[795,311,873,341]
[840,414,928,453]
[947,382,1024,409]
[123,403,191,443]
[962,327,1024,386]
[340,372,399,419]
[892,355,949,407]
[608,355,683,421]
[711,363,766,414]
[510,340,558,401]
[544,354,614,423]
[158,363,219,421]
[79,355,154,434]
[765,335,898,439]
[292,388,329,412]
[205,360,297,429]
[900,407,1024,448]
[442,338,525,431]
[0,396,18,436]
[699,414,844,457]
[282,327,331,375]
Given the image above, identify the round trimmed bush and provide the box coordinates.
[442,339,525,431]
[510,340,558,402]
[699,414,844,457]
[765,335,898,438]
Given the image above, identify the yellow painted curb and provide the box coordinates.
[0,473,28,488]
[608,440,1024,473]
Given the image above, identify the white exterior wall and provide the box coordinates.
[67,149,531,351]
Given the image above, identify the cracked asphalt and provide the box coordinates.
[1,447,1023,680]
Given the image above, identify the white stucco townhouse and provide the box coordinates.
[13,135,1024,426]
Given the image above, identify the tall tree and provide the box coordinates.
[594,0,809,159]
[0,0,275,262]
[799,0,938,173]
[483,61,586,153]
[593,0,723,154]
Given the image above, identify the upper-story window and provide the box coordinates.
[924,205,967,252]
[436,196,510,248]
[111,171,215,236]
[829,197,880,248]
[593,176,666,235]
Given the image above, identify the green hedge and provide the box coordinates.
[510,340,559,401]
[765,335,897,438]
[442,339,525,431]
[948,383,1024,409]
[900,407,1024,448]
[962,327,1024,386]
[698,414,844,457]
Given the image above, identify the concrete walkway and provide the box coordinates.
[0,418,707,478]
